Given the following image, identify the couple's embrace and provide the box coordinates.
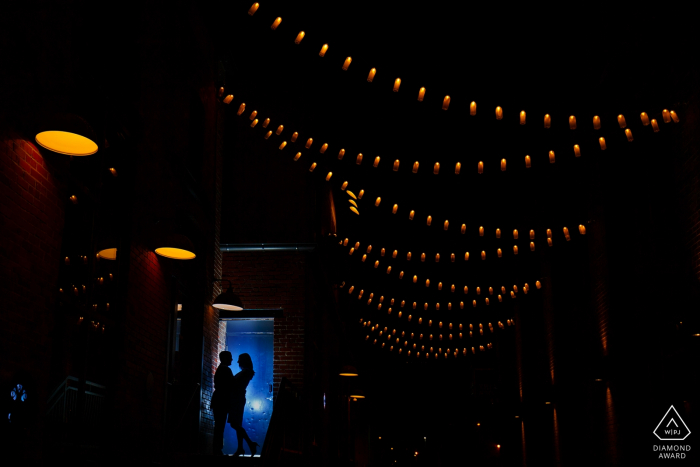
[212,351,260,456]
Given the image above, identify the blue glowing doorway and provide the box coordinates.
[222,319,274,456]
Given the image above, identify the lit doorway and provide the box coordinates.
[221,318,274,456]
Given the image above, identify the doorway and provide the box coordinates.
[221,318,274,456]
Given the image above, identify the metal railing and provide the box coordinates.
[46,376,106,427]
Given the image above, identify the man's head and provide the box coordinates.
[219,351,233,366]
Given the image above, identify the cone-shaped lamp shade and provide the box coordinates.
[97,248,117,260]
[349,388,366,400]
[155,234,196,260]
[339,365,359,376]
[35,131,98,156]
[213,287,244,311]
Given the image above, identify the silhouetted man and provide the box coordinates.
[212,351,234,455]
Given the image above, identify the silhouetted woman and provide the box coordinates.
[211,351,234,455]
[230,353,260,456]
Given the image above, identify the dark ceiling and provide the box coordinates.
[217,0,693,458]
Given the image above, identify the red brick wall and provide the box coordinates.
[221,251,307,394]
[0,134,67,459]
[115,240,170,445]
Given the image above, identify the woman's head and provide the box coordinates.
[237,353,253,370]
[219,351,233,366]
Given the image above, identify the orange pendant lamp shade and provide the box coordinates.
[155,234,196,260]
[339,365,359,376]
[97,248,117,260]
[36,131,98,156]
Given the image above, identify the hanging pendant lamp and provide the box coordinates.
[339,365,359,377]
[35,114,98,156]
[213,285,244,311]
[155,233,196,260]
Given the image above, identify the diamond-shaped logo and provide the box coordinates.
[653,406,691,441]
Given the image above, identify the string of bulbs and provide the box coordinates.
[225,93,592,235]
[359,316,510,359]
[244,3,681,133]
[340,278,539,311]
[222,88,680,188]
[338,221,585,265]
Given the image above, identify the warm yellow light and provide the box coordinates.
[155,247,196,260]
[342,57,352,70]
[574,144,581,157]
[349,206,359,215]
[599,137,607,150]
[262,118,270,128]
[525,155,531,168]
[544,113,551,128]
[418,87,426,101]
[366,68,376,82]
[294,31,305,44]
[291,132,299,142]
[250,119,258,128]
[325,172,332,181]
[640,112,650,125]
[618,114,626,128]
[305,138,313,149]
[373,156,380,167]
[549,150,555,163]
[223,95,233,104]
[412,161,419,173]
[520,111,526,125]
[433,162,440,174]
[478,161,483,174]
[392,204,398,214]
[308,162,316,172]
[470,101,476,116]
[347,190,357,199]
[442,96,451,110]
[356,153,363,164]
[495,106,503,120]
[501,159,506,171]
[455,162,461,174]
[338,149,345,160]
[670,111,679,123]
[35,131,98,156]
[569,115,577,129]
[358,190,364,199]
[293,152,301,161]
[393,78,401,92]
[98,248,117,260]
[593,115,601,130]
[248,3,259,15]
[264,131,272,139]
[393,160,400,171]
[319,44,328,57]
[651,119,660,132]
[271,17,282,30]
[625,129,633,141]
[349,199,358,208]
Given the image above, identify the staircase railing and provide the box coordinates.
[46,376,106,427]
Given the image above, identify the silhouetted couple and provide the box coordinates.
[212,351,260,456]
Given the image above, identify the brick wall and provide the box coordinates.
[221,251,307,394]
[0,134,67,459]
